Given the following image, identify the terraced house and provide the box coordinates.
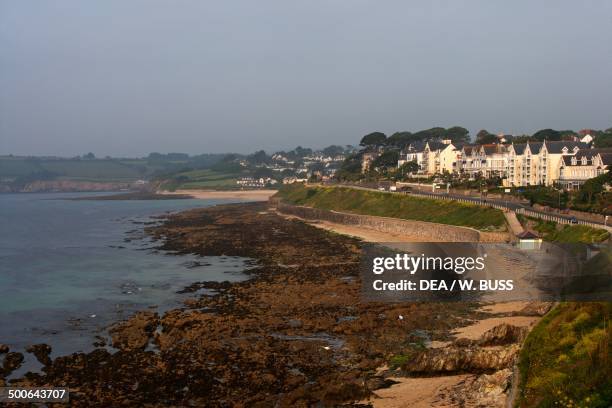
[558,149,612,189]
[505,141,588,186]
[459,144,508,179]
[398,139,610,187]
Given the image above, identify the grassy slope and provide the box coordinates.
[517,302,611,407]
[517,215,610,243]
[515,215,611,407]
[276,184,506,231]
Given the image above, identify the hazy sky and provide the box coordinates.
[1,1,611,157]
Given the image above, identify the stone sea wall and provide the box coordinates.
[273,201,502,242]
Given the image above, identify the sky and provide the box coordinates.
[1,1,611,157]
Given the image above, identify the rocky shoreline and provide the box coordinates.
[0,202,541,406]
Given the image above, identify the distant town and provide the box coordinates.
[1,125,611,215]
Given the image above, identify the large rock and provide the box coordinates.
[26,344,52,366]
[2,352,24,376]
[439,368,513,407]
[478,324,528,347]
[518,301,553,316]
[403,345,518,374]
[0,344,8,354]
[109,311,159,351]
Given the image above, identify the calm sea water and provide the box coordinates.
[0,192,250,374]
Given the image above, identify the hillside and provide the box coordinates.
[0,154,225,192]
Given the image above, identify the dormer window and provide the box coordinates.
[571,157,577,165]
[581,157,587,165]
[562,147,568,153]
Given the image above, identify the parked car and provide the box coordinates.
[570,217,578,224]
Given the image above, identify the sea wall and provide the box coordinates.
[273,201,503,242]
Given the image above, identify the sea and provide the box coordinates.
[0,192,251,376]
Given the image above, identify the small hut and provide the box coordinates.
[517,230,543,250]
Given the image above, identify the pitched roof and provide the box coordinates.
[562,151,594,166]
[527,142,543,154]
[544,141,589,154]
[426,141,446,151]
[462,145,476,155]
[482,144,498,155]
[561,148,612,166]
[585,148,612,156]
[512,143,527,154]
[598,151,612,166]
[480,144,506,155]
[517,230,540,239]
[408,141,426,152]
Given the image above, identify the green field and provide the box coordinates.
[276,184,506,231]
[0,157,43,177]
[159,169,242,191]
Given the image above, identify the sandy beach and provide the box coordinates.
[159,189,277,201]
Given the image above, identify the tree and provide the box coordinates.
[594,130,612,148]
[360,132,387,147]
[371,150,399,168]
[248,150,270,164]
[321,145,345,156]
[83,152,95,159]
[398,161,419,177]
[476,129,498,145]
[559,130,578,140]
[445,126,470,144]
[577,172,611,204]
[386,132,413,148]
[335,153,362,181]
[292,146,313,158]
[532,129,561,141]
[412,127,446,141]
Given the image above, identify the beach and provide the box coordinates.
[160,189,277,201]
